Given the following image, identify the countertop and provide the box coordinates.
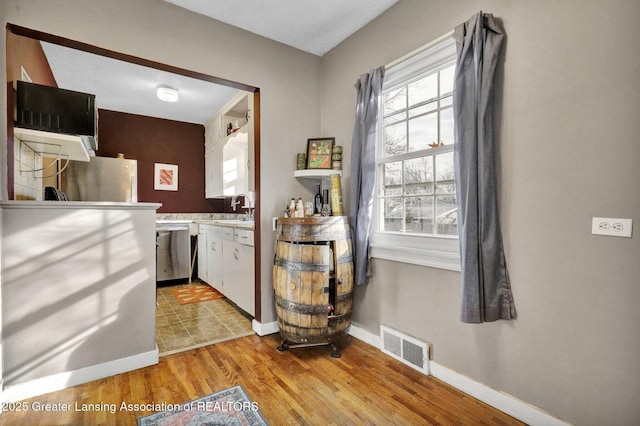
[156,219,255,230]
[0,201,162,210]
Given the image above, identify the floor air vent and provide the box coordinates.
[380,325,430,375]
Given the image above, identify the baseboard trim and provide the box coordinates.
[348,324,568,426]
[252,319,279,336]
[1,347,159,403]
[348,322,381,348]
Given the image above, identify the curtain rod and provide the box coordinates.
[385,30,454,70]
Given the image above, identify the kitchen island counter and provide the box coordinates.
[0,201,161,401]
[0,200,161,210]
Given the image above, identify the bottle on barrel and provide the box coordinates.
[314,184,322,215]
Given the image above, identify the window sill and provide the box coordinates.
[369,243,461,272]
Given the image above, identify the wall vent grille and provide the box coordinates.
[380,325,430,375]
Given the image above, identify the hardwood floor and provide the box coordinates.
[0,334,525,425]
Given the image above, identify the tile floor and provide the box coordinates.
[156,281,254,356]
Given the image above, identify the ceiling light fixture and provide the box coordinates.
[156,85,179,102]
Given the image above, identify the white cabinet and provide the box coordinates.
[222,229,255,316]
[207,225,229,292]
[204,91,254,198]
[197,224,254,316]
[223,127,250,196]
[197,225,208,282]
[204,114,223,198]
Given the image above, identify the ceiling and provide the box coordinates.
[41,0,398,125]
[41,42,240,125]
[164,0,399,56]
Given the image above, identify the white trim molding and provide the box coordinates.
[370,243,461,271]
[429,362,569,426]
[348,324,568,426]
[1,348,158,403]
[252,319,279,336]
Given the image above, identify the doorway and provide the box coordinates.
[6,24,262,355]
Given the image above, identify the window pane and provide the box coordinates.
[409,73,437,106]
[404,157,433,195]
[377,41,458,240]
[405,196,433,234]
[384,87,406,114]
[408,112,437,151]
[408,101,437,118]
[384,122,407,156]
[435,152,455,193]
[384,110,406,126]
[382,162,403,196]
[383,197,403,232]
[440,64,455,95]
[436,195,457,235]
[440,107,454,146]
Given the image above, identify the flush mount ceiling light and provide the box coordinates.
[156,85,179,102]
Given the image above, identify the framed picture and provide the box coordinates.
[154,163,178,191]
[306,137,334,169]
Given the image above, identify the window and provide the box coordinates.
[370,35,460,271]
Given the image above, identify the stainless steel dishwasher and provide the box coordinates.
[156,221,191,282]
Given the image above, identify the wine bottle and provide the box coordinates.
[314,183,322,214]
[322,189,330,216]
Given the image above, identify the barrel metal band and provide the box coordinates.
[275,296,330,314]
[335,292,353,302]
[278,231,352,242]
[278,312,352,329]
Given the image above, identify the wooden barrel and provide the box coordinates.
[273,217,353,345]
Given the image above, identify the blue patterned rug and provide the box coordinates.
[138,385,268,425]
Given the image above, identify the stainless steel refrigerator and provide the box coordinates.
[61,156,137,202]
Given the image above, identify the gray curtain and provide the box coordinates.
[349,67,385,286]
[453,12,516,323]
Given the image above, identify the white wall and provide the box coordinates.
[1,202,159,392]
[0,0,324,325]
[321,1,640,425]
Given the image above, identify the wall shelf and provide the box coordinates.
[14,127,91,163]
[294,169,342,179]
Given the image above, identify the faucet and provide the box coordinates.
[231,193,253,220]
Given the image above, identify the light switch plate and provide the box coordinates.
[591,217,633,237]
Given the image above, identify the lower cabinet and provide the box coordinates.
[197,225,208,283]
[206,226,227,292]
[198,224,255,316]
[222,233,255,316]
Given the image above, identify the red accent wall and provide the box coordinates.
[6,31,57,86]
[97,109,223,213]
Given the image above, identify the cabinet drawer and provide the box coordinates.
[201,224,228,238]
[234,229,254,246]
[222,227,234,240]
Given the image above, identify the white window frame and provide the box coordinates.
[369,33,461,272]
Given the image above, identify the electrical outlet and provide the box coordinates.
[591,217,633,238]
